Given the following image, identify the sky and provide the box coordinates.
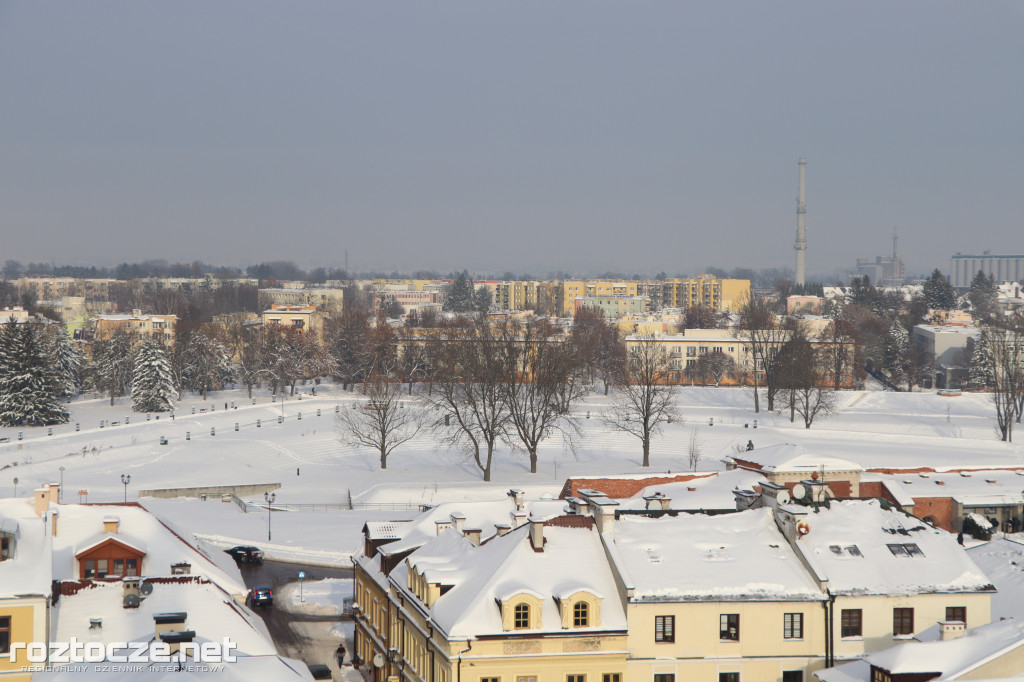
[1,2,1021,279]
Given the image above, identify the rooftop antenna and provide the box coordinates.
[794,157,807,286]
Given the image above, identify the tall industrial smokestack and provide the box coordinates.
[794,157,807,286]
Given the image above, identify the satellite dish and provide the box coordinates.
[372,654,385,669]
[123,594,141,608]
[139,582,154,597]
[776,489,792,505]
[792,484,806,500]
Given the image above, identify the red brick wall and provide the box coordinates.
[910,497,955,532]
[559,473,716,499]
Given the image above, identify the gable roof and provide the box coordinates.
[75,533,148,558]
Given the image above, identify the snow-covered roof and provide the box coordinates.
[363,520,411,541]
[52,503,249,598]
[75,532,148,557]
[610,508,825,603]
[967,538,1024,621]
[729,443,864,474]
[377,499,568,557]
[0,498,53,596]
[392,517,628,639]
[794,500,993,596]
[878,470,1024,504]
[53,580,275,655]
[618,469,767,511]
[858,618,1024,679]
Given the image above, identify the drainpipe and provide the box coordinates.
[456,642,472,682]
[824,590,836,668]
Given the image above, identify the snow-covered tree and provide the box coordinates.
[40,324,85,397]
[968,335,993,390]
[131,339,175,412]
[89,329,135,406]
[883,321,909,388]
[923,269,956,310]
[0,320,69,426]
[182,331,234,399]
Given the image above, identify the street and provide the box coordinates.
[237,559,355,678]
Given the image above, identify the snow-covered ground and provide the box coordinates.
[277,578,352,617]
[2,383,1022,562]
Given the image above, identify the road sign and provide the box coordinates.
[298,571,305,579]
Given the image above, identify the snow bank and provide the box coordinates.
[276,578,353,616]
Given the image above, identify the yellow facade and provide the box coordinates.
[0,600,47,682]
[662,277,750,312]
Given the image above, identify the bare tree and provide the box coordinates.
[603,335,680,467]
[695,349,734,387]
[775,332,837,429]
[687,428,702,471]
[420,317,510,482]
[569,306,624,394]
[980,318,1024,441]
[338,367,423,469]
[735,293,792,412]
[499,319,586,474]
[226,317,265,398]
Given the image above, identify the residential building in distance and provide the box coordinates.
[911,324,980,389]
[261,304,323,335]
[258,286,345,311]
[78,310,177,346]
[575,295,649,319]
[951,252,1024,288]
[660,276,750,312]
[855,256,905,287]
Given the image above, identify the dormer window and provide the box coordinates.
[514,603,530,629]
[0,536,10,561]
[556,591,603,629]
[573,602,589,627]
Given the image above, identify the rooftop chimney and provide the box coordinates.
[464,529,482,546]
[495,523,512,537]
[589,497,619,536]
[510,511,528,529]
[939,620,966,641]
[529,519,545,551]
[34,486,55,517]
[435,520,452,535]
[50,509,59,537]
[450,513,466,534]
[154,612,188,638]
[171,562,191,575]
[508,489,526,511]
[733,489,762,511]
[158,630,196,656]
[103,517,120,534]
[643,492,672,511]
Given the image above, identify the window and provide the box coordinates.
[567,676,585,682]
[654,675,675,682]
[893,608,914,636]
[720,614,740,641]
[84,559,96,578]
[871,669,891,682]
[0,616,9,655]
[603,675,621,682]
[573,601,589,627]
[655,615,675,642]
[514,603,531,629]
[482,677,500,682]
[946,606,966,623]
[782,672,803,682]
[1,536,10,561]
[841,609,862,638]
[719,674,739,682]
[784,613,803,639]
[686,346,697,357]
[517,677,537,682]
[113,559,124,576]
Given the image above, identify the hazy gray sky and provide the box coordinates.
[1,2,1021,278]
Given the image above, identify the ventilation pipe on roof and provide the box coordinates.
[508,489,526,511]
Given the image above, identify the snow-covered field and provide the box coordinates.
[2,383,1021,563]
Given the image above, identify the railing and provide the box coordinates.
[232,498,433,513]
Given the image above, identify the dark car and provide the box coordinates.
[250,585,273,607]
[225,546,264,564]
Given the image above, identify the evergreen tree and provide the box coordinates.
[41,324,85,397]
[182,331,234,399]
[90,330,135,406]
[968,334,994,389]
[923,269,956,310]
[0,321,69,426]
[883,321,909,387]
[968,270,998,320]
[442,271,476,313]
[131,339,175,412]
[473,286,493,315]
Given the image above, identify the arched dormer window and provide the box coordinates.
[556,590,603,629]
[499,591,544,631]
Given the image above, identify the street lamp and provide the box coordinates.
[264,492,276,541]
[121,474,131,503]
[59,467,65,503]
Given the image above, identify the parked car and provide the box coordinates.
[250,585,273,607]
[225,546,264,564]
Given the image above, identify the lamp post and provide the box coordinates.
[264,492,275,541]
[59,467,65,503]
[121,474,131,503]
